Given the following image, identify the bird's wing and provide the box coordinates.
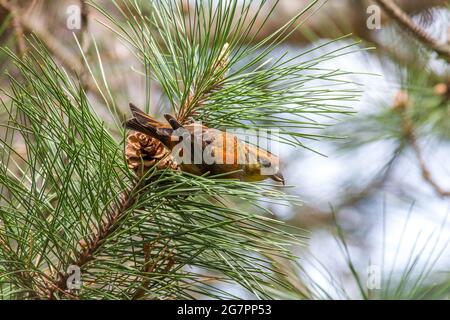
[129,103,164,127]
[164,114,183,130]
[125,103,173,147]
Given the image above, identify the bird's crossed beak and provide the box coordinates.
[272,171,285,185]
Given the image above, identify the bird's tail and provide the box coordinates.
[124,103,173,147]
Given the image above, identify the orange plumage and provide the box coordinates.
[125,103,284,184]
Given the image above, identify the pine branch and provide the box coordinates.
[0,0,363,300]
[374,0,450,62]
[404,121,450,198]
[79,0,90,93]
[46,188,138,299]
[177,43,230,123]
[99,0,359,147]
[80,1,90,53]
[0,0,26,57]
[0,237,42,299]
[131,239,175,300]
[394,92,450,198]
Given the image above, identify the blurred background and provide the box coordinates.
[0,0,449,299]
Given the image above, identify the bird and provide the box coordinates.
[124,103,285,185]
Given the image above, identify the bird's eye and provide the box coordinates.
[260,159,272,168]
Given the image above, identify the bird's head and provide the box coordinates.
[244,145,285,185]
[259,157,285,185]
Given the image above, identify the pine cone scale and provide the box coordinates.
[125,131,178,176]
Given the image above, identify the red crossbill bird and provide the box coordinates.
[125,103,284,184]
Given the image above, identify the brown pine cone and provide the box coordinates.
[125,131,178,177]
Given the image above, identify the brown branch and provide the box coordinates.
[0,1,79,72]
[132,240,175,300]
[374,0,450,62]
[0,0,122,115]
[402,119,450,198]
[80,1,90,53]
[0,1,89,84]
[0,0,27,56]
[131,241,158,300]
[394,92,450,198]
[409,137,450,198]
[79,0,90,92]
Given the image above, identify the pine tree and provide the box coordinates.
[0,0,357,299]
[2,0,447,301]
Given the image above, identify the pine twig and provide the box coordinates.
[132,240,175,300]
[80,1,90,52]
[177,43,230,123]
[374,0,450,62]
[394,94,450,198]
[0,1,88,84]
[131,240,159,300]
[404,123,450,198]
[0,0,27,57]
[79,0,90,92]
[0,238,43,299]
[0,1,120,113]
[0,1,81,71]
